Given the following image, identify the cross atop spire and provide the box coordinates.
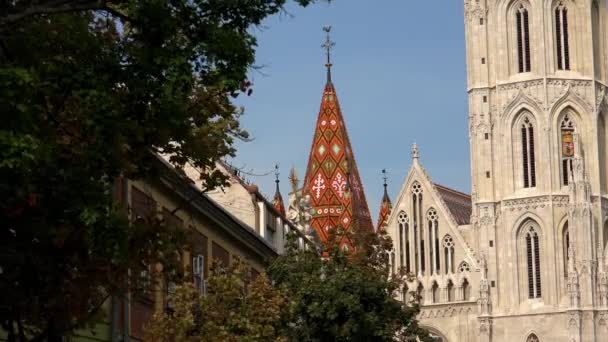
[322,25,335,84]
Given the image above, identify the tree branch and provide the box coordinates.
[0,1,130,29]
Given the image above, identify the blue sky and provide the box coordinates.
[231,0,471,221]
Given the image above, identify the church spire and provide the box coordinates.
[302,29,373,247]
[272,164,286,216]
[376,169,392,231]
[322,25,335,84]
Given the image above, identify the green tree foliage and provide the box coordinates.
[267,227,433,342]
[145,260,288,342]
[0,1,319,340]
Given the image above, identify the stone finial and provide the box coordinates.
[412,143,419,161]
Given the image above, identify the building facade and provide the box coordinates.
[385,0,608,340]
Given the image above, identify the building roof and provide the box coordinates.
[301,76,374,246]
[272,173,286,217]
[433,183,472,225]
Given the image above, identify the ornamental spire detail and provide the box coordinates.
[377,169,392,231]
[272,164,286,216]
[301,29,373,248]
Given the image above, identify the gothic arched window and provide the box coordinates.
[560,114,575,185]
[562,221,570,278]
[520,116,537,188]
[516,3,531,73]
[555,2,570,70]
[416,283,424,304]
[443,235,455,274]
[447,279,455,302]
[431,281,439,303]
[412,182,423,274]
[526,333,540,342]
[427,208,440,274]
[462,278,471,301]
[398,212,410,273]
[524,225,542,299]
[458,261,470,273]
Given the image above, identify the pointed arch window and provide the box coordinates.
[516,4,531,73]
[427,208,440,274]
[398,212,410,273]
[560,114,575,185]
[555,2,570,70]
[443,235,455,274]
[462,278,471,301]
[526,333,540,342]
[412,183,423,274]
[521,116,536,188]
[447,280,455,302]
[563,221,570,278]
[431,281,439,303]
[525,225,542,299]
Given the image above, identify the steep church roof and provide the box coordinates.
[302,30,373,245]
[433,183,471,225]
[376,170,392,230]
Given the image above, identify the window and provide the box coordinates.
[412,182,423,274]
[192,254,206,295]
[526,333,540,342]
[447,280,455,302]
[560,114,575,185]
[131,187,157,222]
[516,4,531,72]
[427,209,440,274]
[604,220,608,250]
[431,282,439,303]
[525,225,542,299]
[398,212,410,273]
[563,222,570,278]
[212,242,230,269]
[462,278,470,300]
[521,116,536,188]
[480,17,484,25]
[458,261,470,273]
[555,2,570,70]
[443,235,455,274]
[416,283,424,303]
[481,57,486,64]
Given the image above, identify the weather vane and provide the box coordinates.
[274,164,280,184]
[322,25,335,82]
[382,169,388,188]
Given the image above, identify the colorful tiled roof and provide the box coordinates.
[302,78,374,246]
[433,183,471,225]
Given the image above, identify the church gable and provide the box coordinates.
[387,147,478,280]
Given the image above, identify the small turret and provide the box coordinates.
[272,165,286,216]
[376,169,392,231]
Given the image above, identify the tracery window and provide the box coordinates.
[526,333,540,342]
[521,116,536,188]
[427,208,440,274]
[398,212,410,273]
[458,261,470,273]
[524,225,542,299]
[560,115,575,185]
[443,235,455,274]
[516,3,531,73]
[412,183,423,274]
[555,2,570,70]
